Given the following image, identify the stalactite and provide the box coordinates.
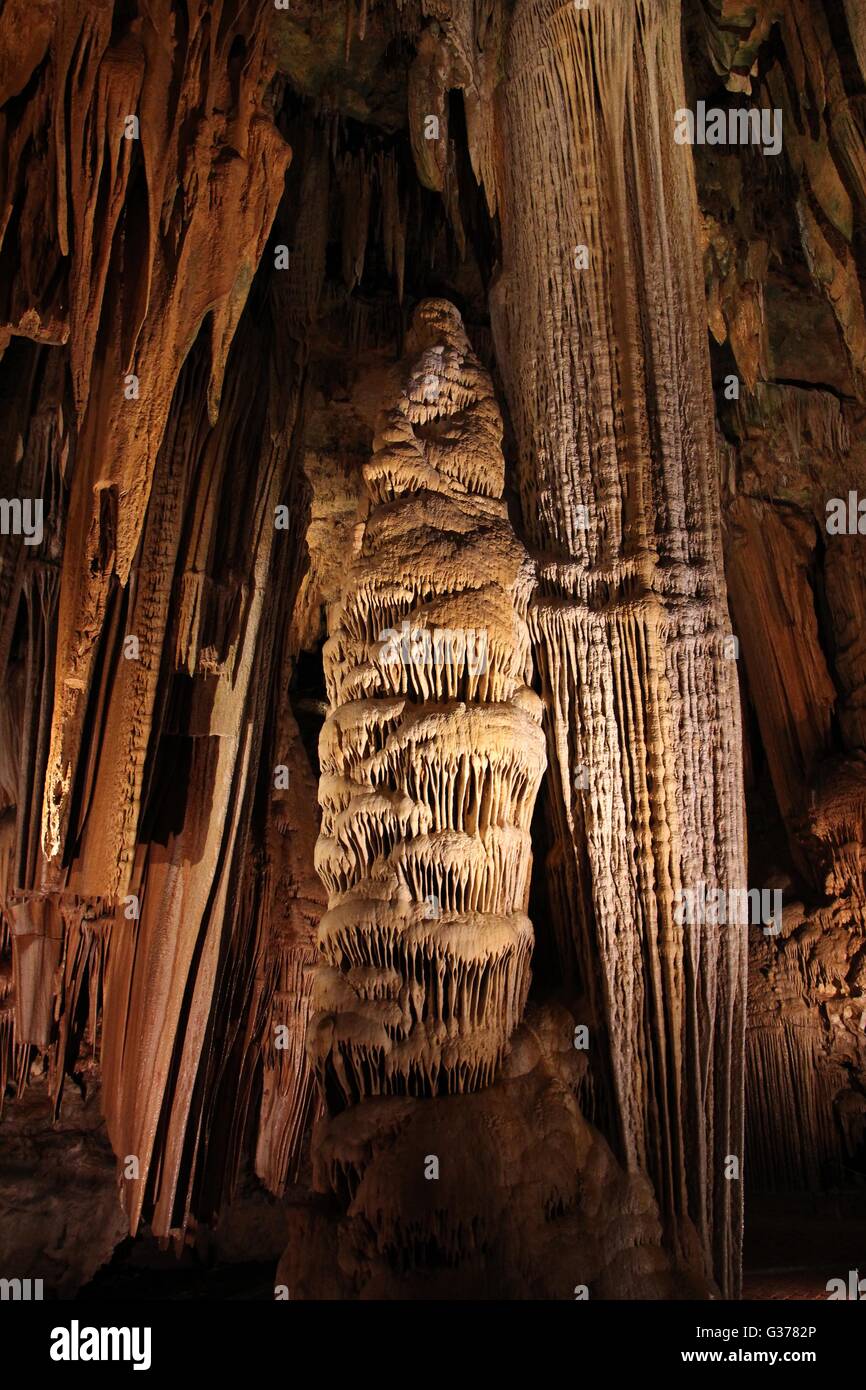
[379,151,407,303]
[254,700,325,1196]
[407,23,452,193]
[14,1,293,887]
[436,0,501,216]
[0,175,325,1244]
[490,0,748,1296]
[340,152,373,291]
[91,281,314,1239]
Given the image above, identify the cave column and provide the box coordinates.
[308,298,547,1106]
[490,0,748,1295]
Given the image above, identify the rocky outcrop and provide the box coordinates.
[0,1081,127,1297]
[281,1003,700,1300]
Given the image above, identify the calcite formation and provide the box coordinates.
[281,1003,706,1300]
[0,0,313,1243]
[696,0,866,1204]
[489,0,748,1297]
[0,0,864,1305]
[309,298,546,1106]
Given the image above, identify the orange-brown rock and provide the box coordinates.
[0,0,864,1306]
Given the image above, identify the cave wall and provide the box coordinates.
[692,0,866,1193]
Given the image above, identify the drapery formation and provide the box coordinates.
[489,0,748,1296]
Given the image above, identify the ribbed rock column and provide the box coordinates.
[490,0,748,1296]
[308,298,546,1107]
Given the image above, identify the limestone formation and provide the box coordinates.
[490,0,748,1297]
[695,0,866,1206]
[309,298,546,1106]
[0,0,864,1307]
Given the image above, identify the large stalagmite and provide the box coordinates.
[309,297,546,1105]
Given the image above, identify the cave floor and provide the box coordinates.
[743,1194,866,1300]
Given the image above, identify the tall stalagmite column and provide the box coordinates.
[308,298,546,1107]
[491,0,748,1295]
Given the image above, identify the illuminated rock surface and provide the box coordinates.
[0,0,863,1301]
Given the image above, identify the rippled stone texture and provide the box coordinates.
[309,298,546,1106]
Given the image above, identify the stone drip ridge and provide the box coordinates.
[308,298,546,1108]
